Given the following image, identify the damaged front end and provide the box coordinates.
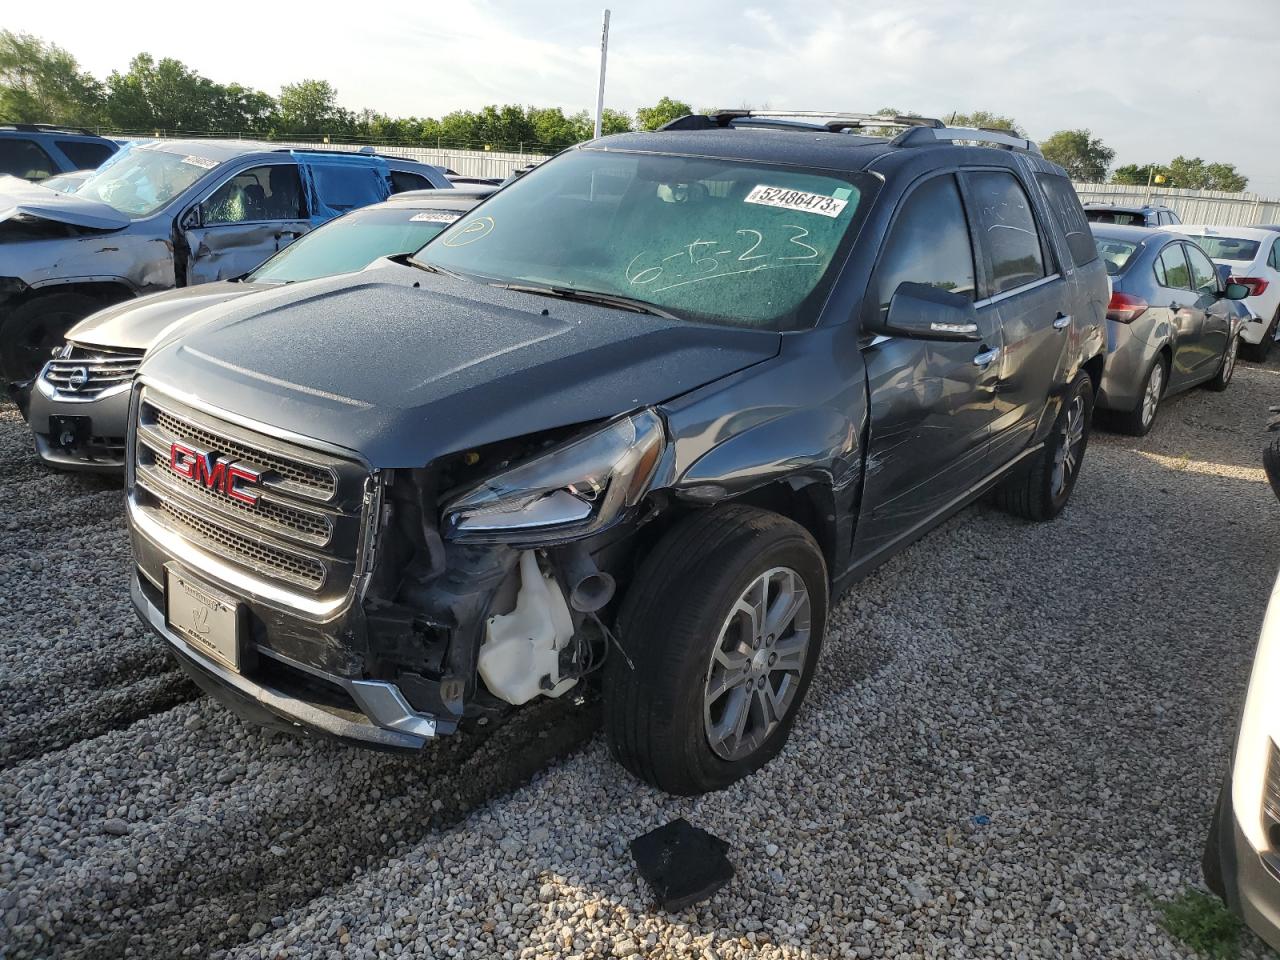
[358,410,666,733]
[128,385,667,749]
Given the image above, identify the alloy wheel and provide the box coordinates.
[1223,336,1237,383]
[702,566,812,762]
[1141,363,1164,429]
[1051,395,1087,498]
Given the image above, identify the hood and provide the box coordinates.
[139,264,782,468]
[66,282,268,352]
[0,175,130,230]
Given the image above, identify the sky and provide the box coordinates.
[9,0,1280,195]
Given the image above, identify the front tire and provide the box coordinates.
[1205,333,1238,392]
[0,292,100,381]
[603,506,827,795]
[993,372,1094,521]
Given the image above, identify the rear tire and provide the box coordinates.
[0,292,101,381]
[1112,356,1166,436]
[603,505,827,795]
[1242,310,1277,362]
[1205,333,1238,392]
[992,372,1094,522]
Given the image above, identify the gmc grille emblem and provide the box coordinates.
[169,442,263,506]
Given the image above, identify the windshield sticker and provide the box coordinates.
[181,155,219,170]
[410,211,461,223]
[744,185,847,219]
[442,216,495,247]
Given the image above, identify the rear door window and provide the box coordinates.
[0,138,56,179]
[967,170,1047,295]
[56,139,114,169]
[1157,244,1192,290]
[874,173,977,314]
[309,161,389,213]
[204,164,305,225]
[1036,174,1097,267]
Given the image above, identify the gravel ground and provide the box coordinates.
[2,357,1279,960]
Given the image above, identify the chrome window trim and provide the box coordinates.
[973,272,1061,308]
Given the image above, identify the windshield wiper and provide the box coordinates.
[406,257,468,282]
[502,283,681,320]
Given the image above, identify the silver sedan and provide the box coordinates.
[1091,223,1251,435]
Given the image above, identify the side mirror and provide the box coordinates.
[1224,281,1251,301]
[179,206,201,231]
[871,282,981,341]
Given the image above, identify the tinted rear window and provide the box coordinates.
[1094,237,1139,276]
[1190,236,1260,262]
[1085,209,1148,227]
[1037,174,1097,267]
[56,139,115,169]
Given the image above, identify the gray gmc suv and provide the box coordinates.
[126,112,1111,795]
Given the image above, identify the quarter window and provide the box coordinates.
[391,171,432,193]
[1036,173,1097,268]
[1269,239,1280,270]
[1157,244,1192,290]
[1185,244,1219,295]
[875,174,977,312]
[204,164,304,225]
[968,171,1047,294]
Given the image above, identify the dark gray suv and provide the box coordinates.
[125,112,1108,795]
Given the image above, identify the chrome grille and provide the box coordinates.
[132,389,369,598]
[44,344,143,398]
[151,407,335,501]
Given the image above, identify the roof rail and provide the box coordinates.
[891,125,1042,155]
[3,122,96,136]
[661,111,944,133]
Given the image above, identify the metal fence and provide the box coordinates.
[1069,182,1280,227]
[114,133,1280,226]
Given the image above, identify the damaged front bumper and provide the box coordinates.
[133,574,440,749]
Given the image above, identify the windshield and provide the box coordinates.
[249,206,465,283]
[1188,235,1260,262]
[1094,237,1140,275]
[76,146,218,217]
[412,150,873,330]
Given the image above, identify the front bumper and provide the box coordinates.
[132,573,442,750]
[1211,764,1280,952]
[27,373,132,471]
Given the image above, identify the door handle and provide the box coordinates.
[1053,314,1071,330]
[973,347,1001,367]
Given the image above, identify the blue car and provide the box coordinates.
[0,123,119,181]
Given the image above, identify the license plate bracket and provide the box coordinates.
[164,564,244,673]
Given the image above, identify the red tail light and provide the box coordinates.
[1106,291,1148,323]
[1229,276,1269,297]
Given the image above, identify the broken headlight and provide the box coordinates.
[443,409,665,543]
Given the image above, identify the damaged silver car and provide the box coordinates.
[23,187,494,470]
[0,139,451,380]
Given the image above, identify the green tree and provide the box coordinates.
[947,110,1025,136]
[276,79,341,135]
[1166,156,1247,191]
[635,96,693,131]
[1039,129,1115,182]
[1111,162,1161,185]
[526,106,580,150]
[105,54,273,133]
[0,30,102,125]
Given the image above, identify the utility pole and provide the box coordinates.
[594,9,611,140]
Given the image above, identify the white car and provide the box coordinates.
[1204,438,1280,950]
[1174,225,1280,360]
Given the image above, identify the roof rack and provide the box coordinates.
[2,122,96,136]
[661,111,944,133]
[891,125,1042,155]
